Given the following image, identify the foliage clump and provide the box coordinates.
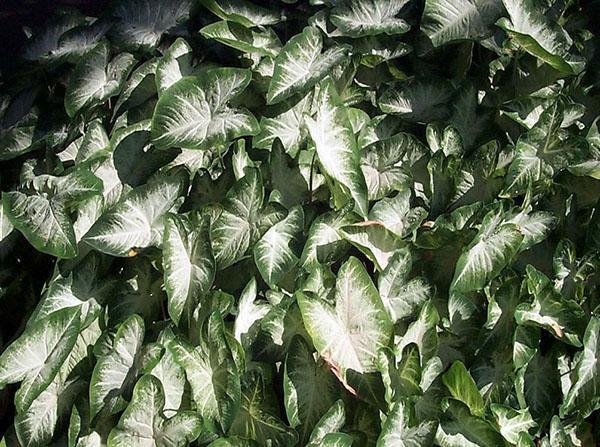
[1,0,599,446]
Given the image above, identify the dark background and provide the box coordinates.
[0,0,110,65]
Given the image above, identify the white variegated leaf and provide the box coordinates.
[267,27,349,105]
[421,0,504,47]
[65,41,135,117]
[306,79,369,218]
[254,206,304,287]
[84,171,186,257]
[298,257,393,374]
[330,0,410,37]
[163,213,215,324]
[111,0,192,51]
[89,315,145,418]
[107,374,202,447]
[0,307,81,413]
[151,69,259,150]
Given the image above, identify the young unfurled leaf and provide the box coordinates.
[491,404,537,445]
[199,0,283,27]
[516,266,587,347]
[201,21,282,58]
[156,38,195,95]
[340,221,404,271]
[442,361,486,417]
[378,247,431,321]
[170,313,241,433]
[376,399,437,446]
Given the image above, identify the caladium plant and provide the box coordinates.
[0,0,599,446]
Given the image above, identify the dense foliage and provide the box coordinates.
[1,0,600,445]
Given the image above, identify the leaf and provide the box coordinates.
[491,404,537,445]
[379,78,454,122]
[233,278,270,347]
[306,78,369,217]
[515,266,586,346]
[254,95,312,155]
[0,307,81,413]
[3,191,78,258]
[254,206,304,287]
[517,351,560,425]
[269,140,311,208]
[15,376,85,447]
[451,210,523,294]
[502,103,588,197]
[111,120,176,188]
[298,256,393,375]
[111,0,192,51]
[307,400,346,445]
[395,301,439,365]
[442,361,486,417]
[318,433,355,447]
[32,253,114,327]
[170,313,241,433]
[210,169,274,269]
[498,0,585,74]
[84,170,186,257]
[369,190,427,238]
[330,0,410,37]
[421,0,504,47]
[113,59,158,117]
[229,371,298,445]
[156,38,194,95]
[436,400,505,447]
[560,317,600,418]
[65,41,135,117]
[107,374,203,446]
[284,336,340,445]
[360,133,426,201]
[151,69,259,150]
[199,0,283,27]
[200,21,282,58]
[89,315,145,418]
[3,168,103,259]
[300,207,359,269]
[22,13,87,62]
[378,248,431,321]
[377,399,437,446]
[150,331,186,418]
[267,27,349,105]
[340,221,404,271]
[163,213,215,325]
